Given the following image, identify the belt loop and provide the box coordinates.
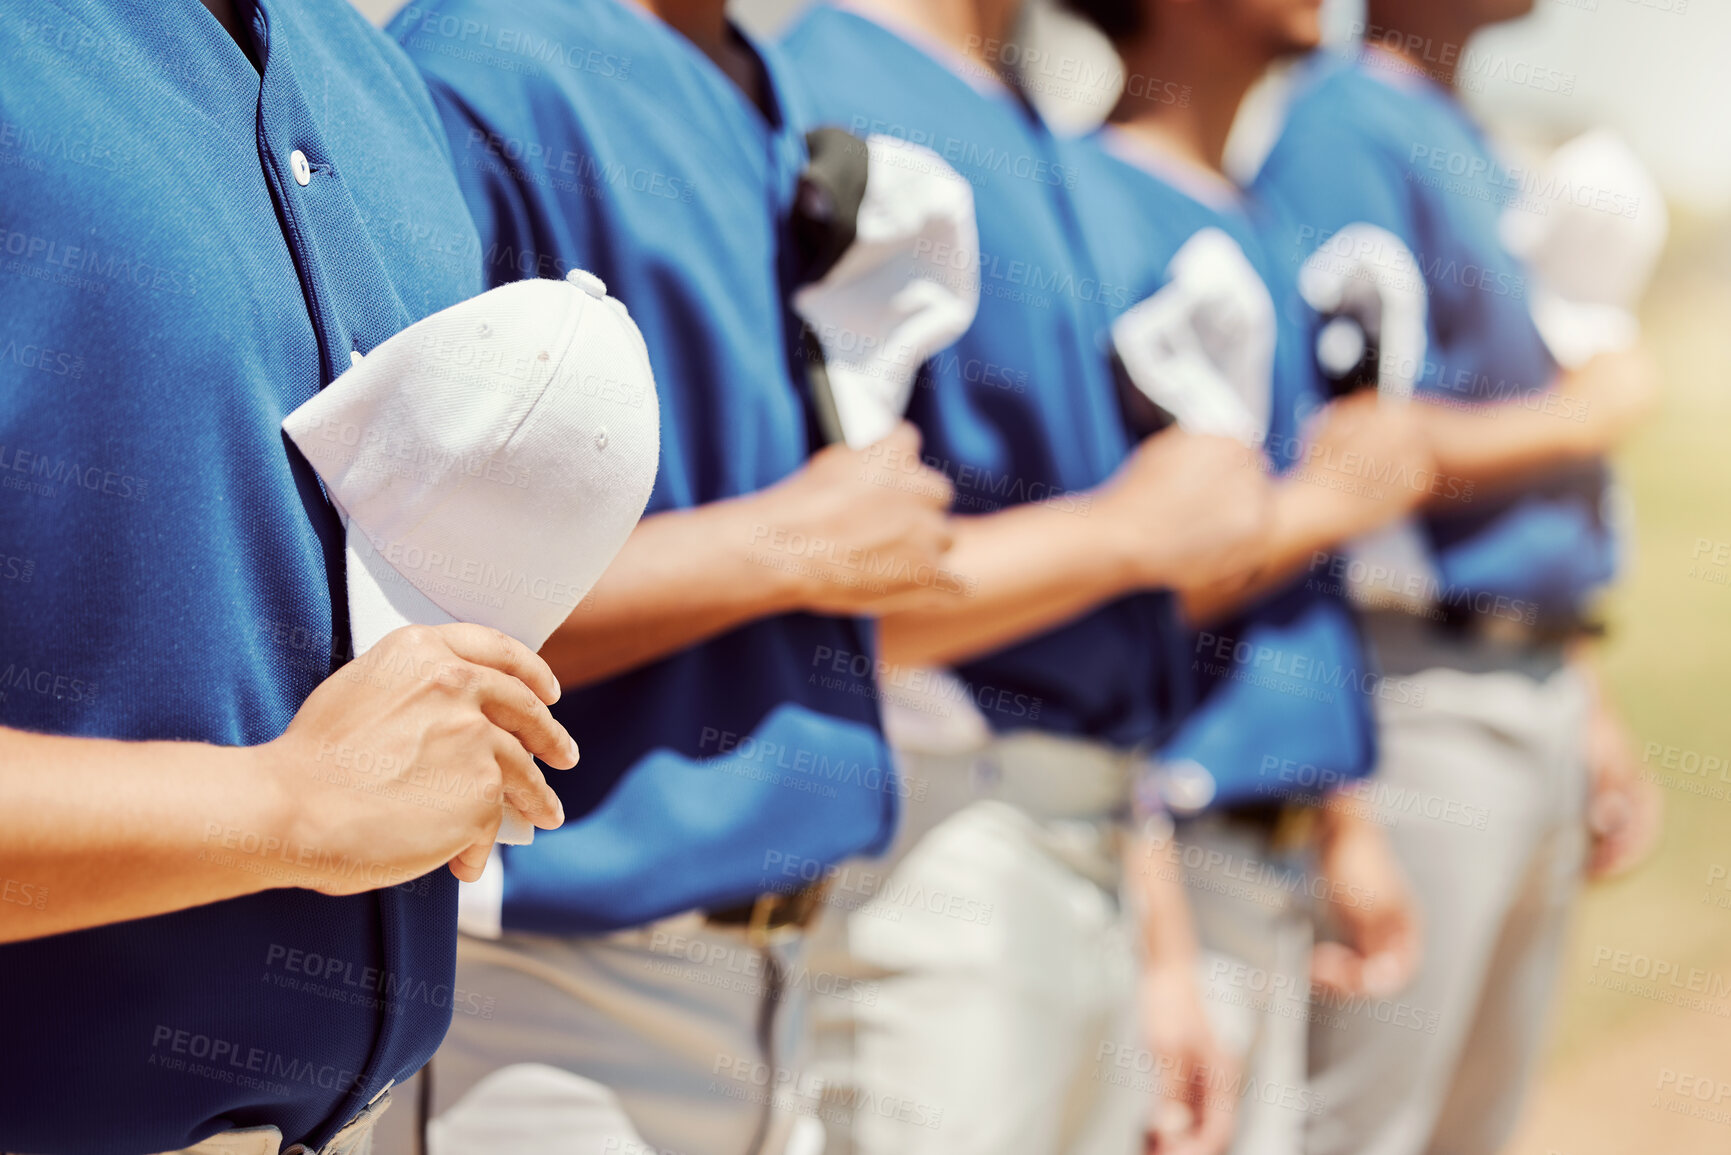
[746,892,776,949]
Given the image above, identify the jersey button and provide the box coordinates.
[290,149,311,187]
[565,268,607,299]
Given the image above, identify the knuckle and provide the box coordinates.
[397,624,438,652]
[426,664,464,697]
[517,685,545,721]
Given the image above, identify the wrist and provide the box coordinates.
[1273,478,1341,554]
[238,738,317,877]
[722,490,813,616]
[1093,486,1164,593]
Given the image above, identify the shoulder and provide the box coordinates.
[780,6,978,127]
[1263,53,1427,180]
[780,4,861,62]
[392,0,662,106]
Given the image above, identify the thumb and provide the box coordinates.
[878,420,922,457]
[448,839,494,884]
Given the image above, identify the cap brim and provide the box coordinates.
[345,526,460,658]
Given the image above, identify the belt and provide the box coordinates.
[1363,608,1576,680]
[1183,800,1320,859]
[1435,598,1603,647]
[704,879,831,945]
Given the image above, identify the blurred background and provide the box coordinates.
[354,0,1731,1147]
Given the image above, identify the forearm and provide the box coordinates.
[1418,397,1590,492]
[0,729,290,943]
[1419,347,1654,493]
[877,500,1136,669]
[1129,824,1201,971]
[1180,479,1352,625]
[539,500,800,688]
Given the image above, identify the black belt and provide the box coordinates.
[1434,598,1603,647]
[705,881,830,942]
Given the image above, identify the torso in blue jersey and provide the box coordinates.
[1063,129,1376,804]
[1254,50,1616,627]
[781,5,1188,748]
[395,0,899,934]
[0,1,480,1150]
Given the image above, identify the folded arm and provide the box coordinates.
[1182,345,1659,625]
[1418,344,1659,495]
[880,429,1273,669]
[0,730,290,943]
[541,423,955,689]
[0,624,573,944]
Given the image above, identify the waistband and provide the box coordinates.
[892,729,1138,888]
[1362,609,1571,680]
[956,729,1140,822]
[139,1091,391,1155]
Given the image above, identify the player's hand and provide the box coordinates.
[260,623,576,891]
[1142,961,1238,1155]
[1584,692,1663,881]
[748,421,957,615]
[1310,806,1422,999]
[1560,345,1661,455]
[1291,391,1438,536]
[1097,428,1274,595]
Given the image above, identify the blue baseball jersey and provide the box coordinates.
[1253,51,1616,626]
[394,0,898,934]
[0,1,481,1150]
[781,5,1189,749]
[1063,129,1377,804]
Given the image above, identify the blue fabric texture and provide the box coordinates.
[1253,52,1616,626]
[1064,132,1377,805]
[0,0,483,1151]
[394,0,899,933]
[501,704,903,935]
[781,5,1191,749]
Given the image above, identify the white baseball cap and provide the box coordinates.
[1499,129,1668,369]
[1112,227,1277,445]
[793,134,980,449]
[1297,221,1428,402]
[284,271,660,841]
